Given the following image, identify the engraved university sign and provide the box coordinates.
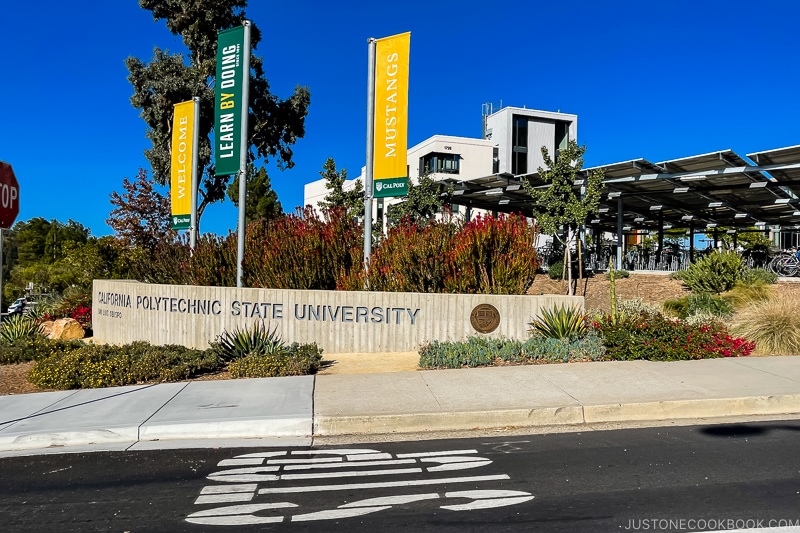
[93,281,581,353]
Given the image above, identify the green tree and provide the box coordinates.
[227,165,283,223]
[386,172,453,228]
[317,158,363,216]
[12,218,89,267]
[522,141,604,294]
[127,0,310,225]
[107,169,177,252]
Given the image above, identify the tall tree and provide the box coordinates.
[107,168,177,252]
[13,218,89,267]
[227,165,283,223]
[317,158,363,217]
[126,0,310,225]
[522,141,604,295]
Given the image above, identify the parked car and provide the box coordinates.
[7,298,27,315]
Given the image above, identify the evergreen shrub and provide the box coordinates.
[604,269,630,280]
[0,337,84,364]
[740,267,778,286]
[670,251,744,294]
[663,293,733,319]
[228,342,323,378]
[28,341,220,390]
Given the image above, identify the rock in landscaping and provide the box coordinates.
[39,320,54,337]
[48,318,85,340]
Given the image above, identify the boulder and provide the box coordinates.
[39,320,54,337]
[48,318,85,340]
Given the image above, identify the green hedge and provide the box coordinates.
[21,337,323,390]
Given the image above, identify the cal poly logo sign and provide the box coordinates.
[373,177,407,198]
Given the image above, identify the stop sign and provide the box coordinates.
[0,162,20,229]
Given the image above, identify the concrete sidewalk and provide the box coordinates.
[1,356,800,456]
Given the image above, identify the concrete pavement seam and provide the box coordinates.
[135,382,190,443]
[0,390,81,429]
[529,367,587,424]
[730,358,800,384]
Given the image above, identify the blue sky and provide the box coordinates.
[1,0,798,237]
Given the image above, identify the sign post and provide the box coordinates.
[214,22,251,288]
[0,161,20,321]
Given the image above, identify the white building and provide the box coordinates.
[303,105,578,226]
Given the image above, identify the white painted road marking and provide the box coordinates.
[187,448,534,525]
[186,502,296,525]
[256,474,511,494]
[282,458,416,470]
[280,467,422,480]
[396,449,478,458]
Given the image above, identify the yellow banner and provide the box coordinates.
[170,100,196,225]
[373,32,410,182]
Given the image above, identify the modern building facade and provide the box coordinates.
[303,105,578,227]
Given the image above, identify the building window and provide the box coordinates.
[493,146,499,174]
[512,116,528,175]
[420,152,460,176]
[555,121,569,159]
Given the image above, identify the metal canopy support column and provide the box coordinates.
[616,196,623,270]
[689,222,695,263]
[595,225,602,269]
[713,227,719,250]
[657,210,664,265]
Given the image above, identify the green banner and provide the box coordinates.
[374,177,408,198]
[172,214,191,230]
[214,25,246,176]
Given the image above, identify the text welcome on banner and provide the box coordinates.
[170,100,196,230]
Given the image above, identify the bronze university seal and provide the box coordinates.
[470,304,500,333]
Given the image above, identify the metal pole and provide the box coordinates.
[616,197,623,270]
[190,96,200,252]
[363,38,376,270]
[236,21,252,288]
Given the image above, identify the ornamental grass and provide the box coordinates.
[729,295,800,356]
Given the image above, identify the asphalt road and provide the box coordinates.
[1,421,800,532]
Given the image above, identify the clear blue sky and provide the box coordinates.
[1,0,798,237]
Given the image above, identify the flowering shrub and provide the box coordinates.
[245,207,363,290]
[591,310,754,361]
[28,341,220,390]
[340,213,539,294]
[45,288,93,331]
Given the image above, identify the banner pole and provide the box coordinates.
[190,96,200,252]
[236,21,252,288]
[363,38,376,271]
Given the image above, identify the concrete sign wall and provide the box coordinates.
[92,280,583,353]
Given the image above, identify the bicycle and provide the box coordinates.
[768,249,800,277]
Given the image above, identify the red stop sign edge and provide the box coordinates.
[0,161,20,230]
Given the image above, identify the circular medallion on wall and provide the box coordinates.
[470,304,500,334]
